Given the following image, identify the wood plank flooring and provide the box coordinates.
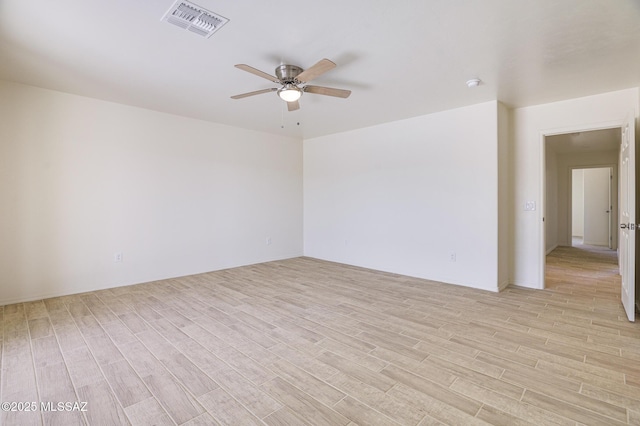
[1,247,639,425]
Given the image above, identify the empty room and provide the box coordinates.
[1,1,640,425]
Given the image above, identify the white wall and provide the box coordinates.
[511,88,638,288]
[572,169,584,237]
[0,81,303,305]
[4,80,638,304]
[304,101,503,292]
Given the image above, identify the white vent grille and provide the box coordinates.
[162,0,229,38]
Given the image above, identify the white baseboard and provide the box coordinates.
[546,244,558,255]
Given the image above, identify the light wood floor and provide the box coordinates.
[1,249,639,425]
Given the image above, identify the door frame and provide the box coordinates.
[539,120,624,289]
[568,165,617,249]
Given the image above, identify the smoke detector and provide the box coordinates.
[466,78,482,88]
[162,0,229,38]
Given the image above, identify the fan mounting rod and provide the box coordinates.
[275,65,303,83]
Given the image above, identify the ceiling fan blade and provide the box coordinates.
[230,88,277,99]
[296,59,336,83]
[235,64,280,83]
[287,100,300,111]
[304,85,351,98]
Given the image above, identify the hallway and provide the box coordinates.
[546,243,628,330]
[546,244,621,305]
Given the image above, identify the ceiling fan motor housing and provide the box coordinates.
[275,64,303,83]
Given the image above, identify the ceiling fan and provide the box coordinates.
[230,58,351,111]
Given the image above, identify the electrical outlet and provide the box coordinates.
[450,252,456,262]
[524,201,536,211]
[114,252,123,262]
[266,237,272,245]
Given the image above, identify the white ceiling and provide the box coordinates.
[1,0,639,139]
[546,128,621,154]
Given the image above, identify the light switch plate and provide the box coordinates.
[524,201,536,211]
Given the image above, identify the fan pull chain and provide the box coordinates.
[279,100,300,130]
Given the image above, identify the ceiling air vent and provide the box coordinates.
[162,0,229,38]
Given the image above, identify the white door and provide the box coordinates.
[583,168,612,246]
[620,115,635,322]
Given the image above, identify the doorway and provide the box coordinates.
[570,167,614,248]
[543,127,621,286]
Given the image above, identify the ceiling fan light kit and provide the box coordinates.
[278,84,302,102]
[231,58,351,111]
